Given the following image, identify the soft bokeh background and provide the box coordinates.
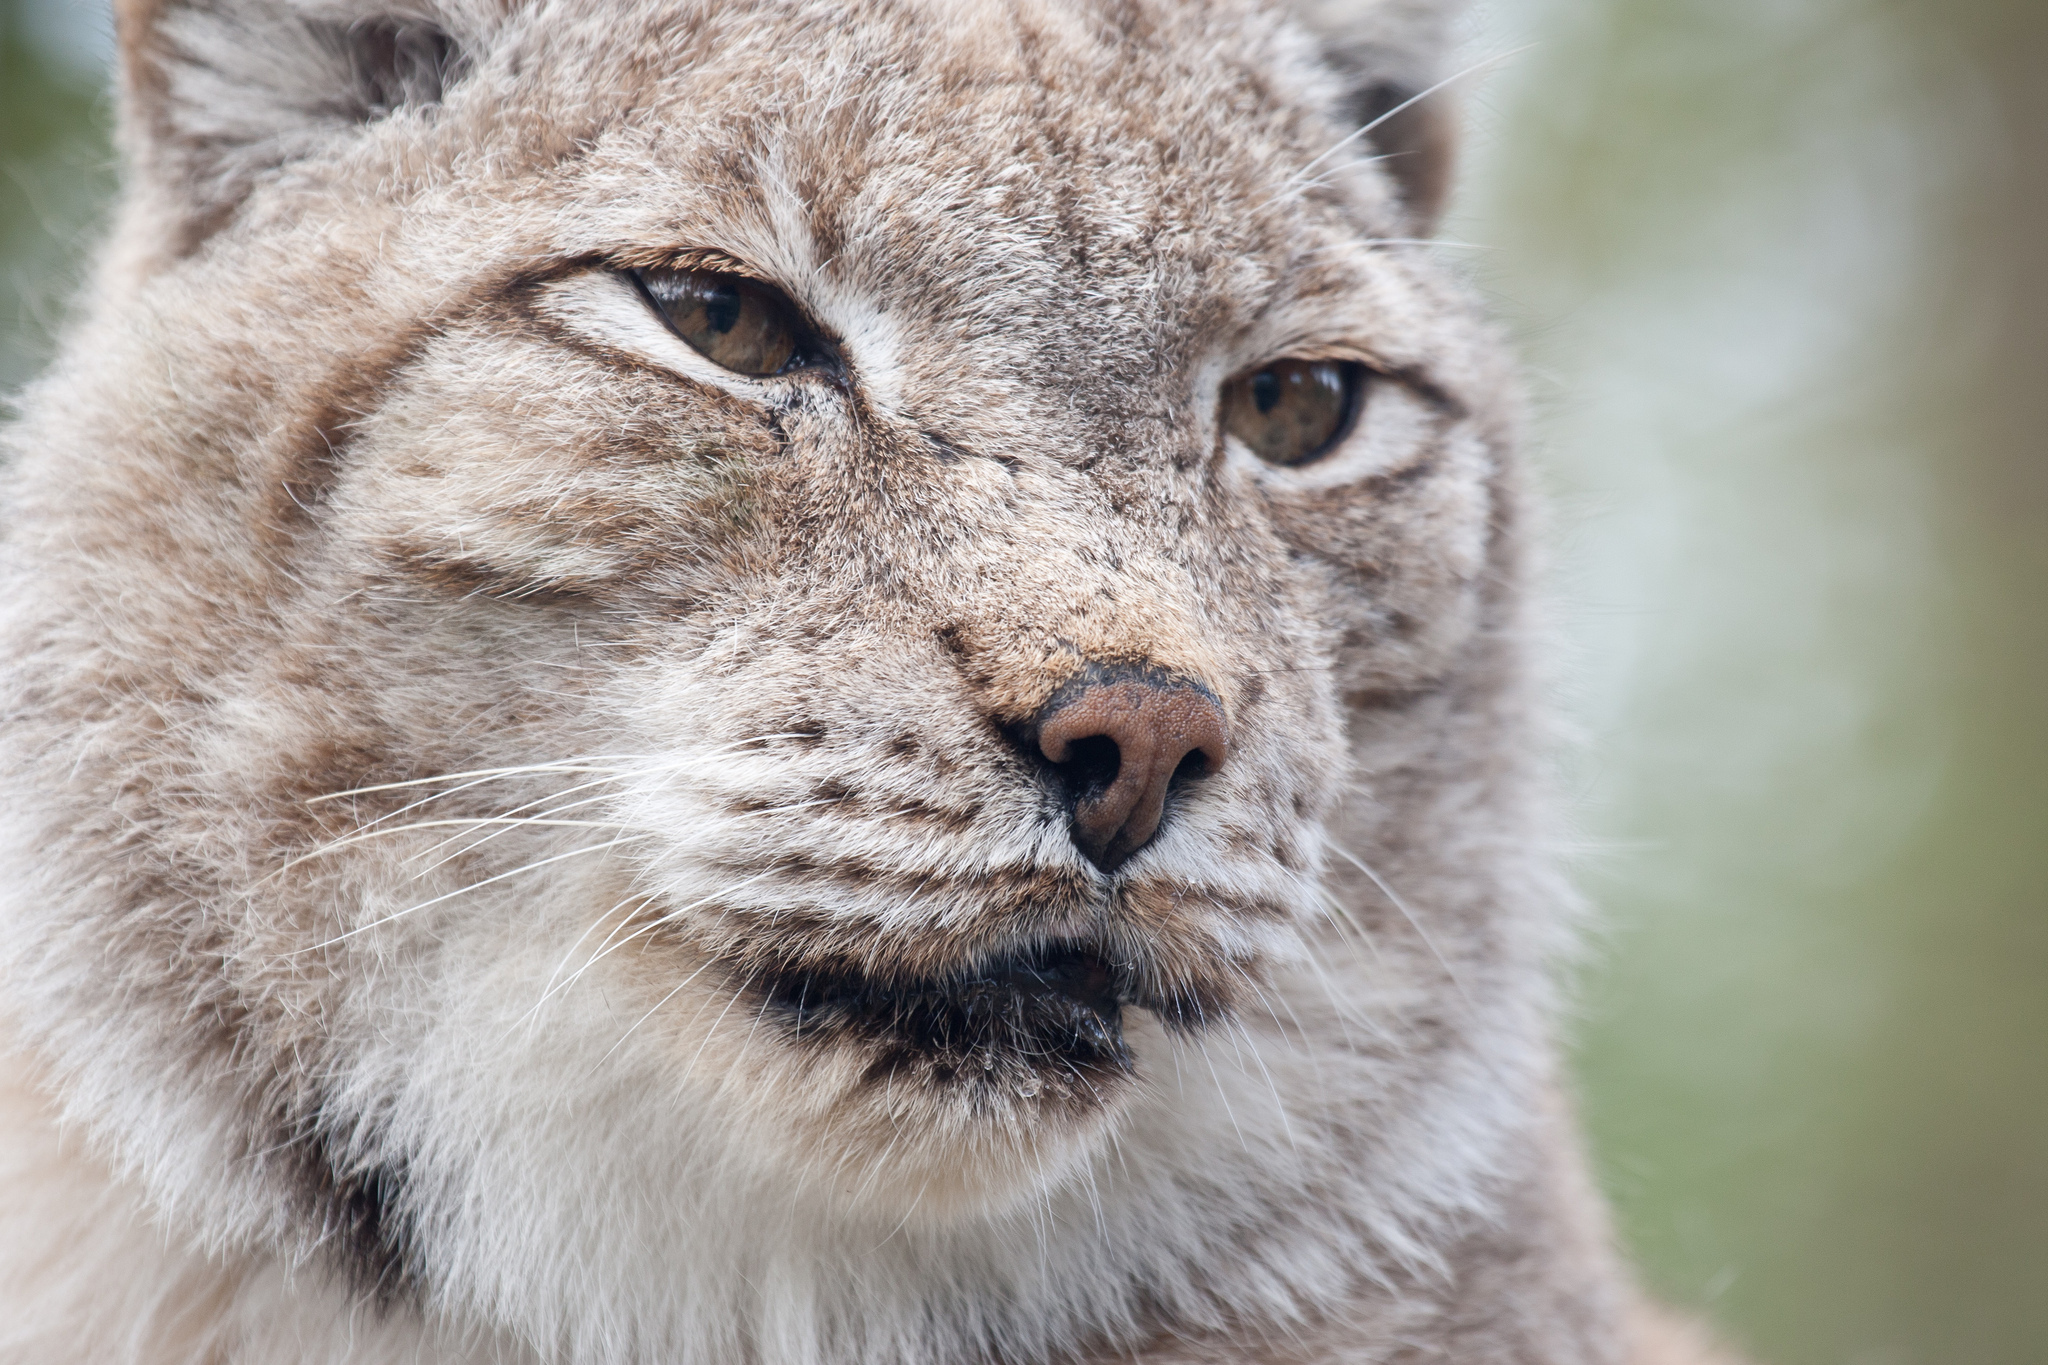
[1450,2,2047,1360]
[1,0,2041,1360]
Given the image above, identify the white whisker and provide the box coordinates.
[592,957,719,1068]
[287,834,649,955]
[539,871,775,1008]
[673,973,756,1084]
[1275,44,1533,198]
[407,790,635,874]
[1328,842,1473,1009]
[1190,1030,1249,1155]
[275,817,624,876]
[517,892,659,1031]
[305,758,646,804]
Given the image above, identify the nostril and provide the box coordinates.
[1053,733,1122,801]
[1023,662,1230,874]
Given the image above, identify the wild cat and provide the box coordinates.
[0,0,1739,1361]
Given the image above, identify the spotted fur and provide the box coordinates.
[0,0,1737,1361]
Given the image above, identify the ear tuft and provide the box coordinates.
[1283,0,1465,232]
[118,0,476,256]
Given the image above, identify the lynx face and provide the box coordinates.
[1,0,1520,1351]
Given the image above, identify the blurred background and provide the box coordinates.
[1,0,2041,1360]
[1451,2,2047,1361]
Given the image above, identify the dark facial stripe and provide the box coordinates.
[265,321,440,548]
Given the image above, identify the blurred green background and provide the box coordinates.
[1,0,2041,1361]
[1452,1,2047,1361]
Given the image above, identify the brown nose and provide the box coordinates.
[1031,664,1230,873]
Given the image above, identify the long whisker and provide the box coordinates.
[408,788,636,873]
[296,741,842,882]
[1312,877,1384,961]
[1220,999,1297,1153]
[325,769,600,841]
[673,973,757,1084]
[1327,842,1473,1009]
[592,956,721,1068]
[305,732,821,815]
[868,1175,935,1252]
[537,870,780,1015]
[276,817,624,874]
[306,758,647,805]
[1189,1029,1249,1154]
[374,765,633,823]
[287,834,648,955]
[1279,44,1533,193]
[517,891,661,1031]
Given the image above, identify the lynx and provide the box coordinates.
[0,0,1738,1361]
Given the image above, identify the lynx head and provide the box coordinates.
[0,0,1534,1358]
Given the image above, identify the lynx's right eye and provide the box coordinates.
[1220,359,1366,467]
[628,266,817,377]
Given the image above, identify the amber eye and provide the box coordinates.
[1220,359,1366,467]
[630,265,816,376]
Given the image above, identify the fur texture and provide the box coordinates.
[0,0,1735,1361]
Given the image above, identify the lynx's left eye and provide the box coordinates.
[629,265,820,376]
[1221,359,1366,467]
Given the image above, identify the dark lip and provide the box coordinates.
[758,941,1138,1079]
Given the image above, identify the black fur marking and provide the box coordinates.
[761,942,1139,1083]
[280,1116,422,1308]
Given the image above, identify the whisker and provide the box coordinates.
[1296,891,1382,1052]
[407,789,635,874]
[1220,1007,1297,1154]
[306,758,646,804]
[516,891,660,1031]
[673,973,757,1084]
[1312,880,1385,964]
[329,758,852,881]
[276,817,624,875]
[1327,842,1473,1009]
[539,871,777,1011]
[304,731,822,814]
[1269,44,1534,204]
[364,767,634,829]
[554,900,667,992]
[287,834,649,955]
[868,1175,935,1252]
[592,957,720,1068]
[1189,1029,1249,1155]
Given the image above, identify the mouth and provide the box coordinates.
[756,942,1142,1098]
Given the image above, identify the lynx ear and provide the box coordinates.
[115,0,483,254]
[1285,0,1464,233]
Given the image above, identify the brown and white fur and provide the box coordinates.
[0,0,1738,1361]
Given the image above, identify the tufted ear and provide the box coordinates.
[1284,0,1464,233]
[115,0,487,254]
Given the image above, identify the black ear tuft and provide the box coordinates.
[332,17,468,121]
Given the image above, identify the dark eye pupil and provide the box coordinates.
[703,283,742,335]
[1252,370,1282,414]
